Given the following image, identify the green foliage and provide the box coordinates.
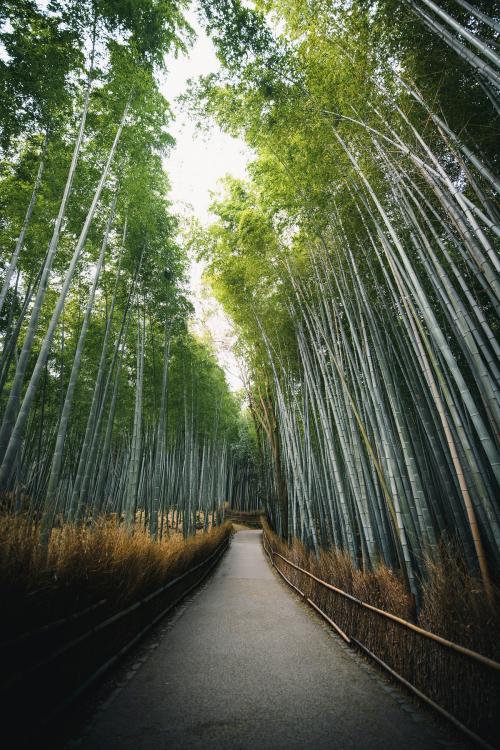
[0,0,249,535]
[0,1,81,148]
[188,0,500,597]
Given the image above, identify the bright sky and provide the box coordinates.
[161,9,251,392]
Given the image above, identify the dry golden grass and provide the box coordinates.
[261,519,500,743]
[419,542,500,660]
[0,514,232,637]
[261,517,500,658]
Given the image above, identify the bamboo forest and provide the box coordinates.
[0,1,499,749]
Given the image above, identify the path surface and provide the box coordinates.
[71,530,461,750]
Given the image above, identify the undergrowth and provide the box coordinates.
[261,517,500,661]
[0,514,232,638]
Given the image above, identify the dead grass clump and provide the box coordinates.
[262,518,413,618]
[319,550,413,619]
[419,542,500,660]
[261,517,499,656]
[0,513,41,593]
[262,517,500,743]
[0,514,232,638]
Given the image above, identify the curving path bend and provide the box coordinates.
[70,530,465,750]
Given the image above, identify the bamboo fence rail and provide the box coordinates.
[1,534,231,745]
[262,530,500,749]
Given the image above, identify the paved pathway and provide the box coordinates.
[71,530,464,750]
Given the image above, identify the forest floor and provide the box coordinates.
[61,530,468,750]
[0,515,231,638]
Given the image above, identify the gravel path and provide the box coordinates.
[72,530,465,750]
